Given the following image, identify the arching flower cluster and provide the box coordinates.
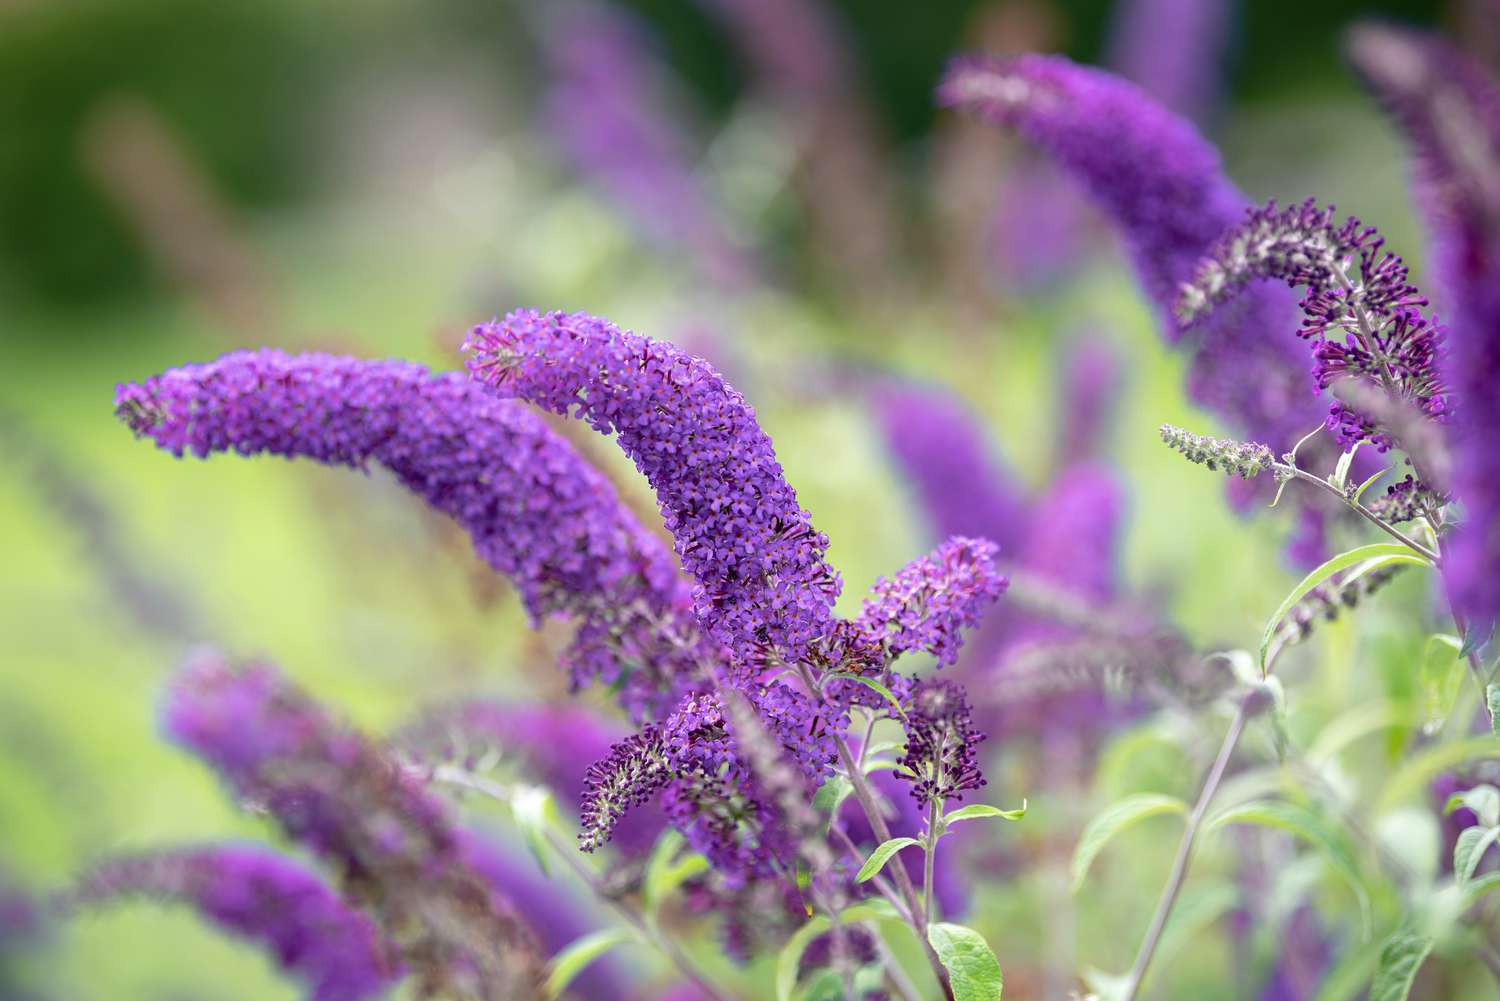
[163,653,547,1001]
[115,352,711,722]
[1176,198,1450,450]
[897,680,987,807]
[73,845,401,1001]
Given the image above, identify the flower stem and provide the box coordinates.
[1277,464,1439,561]
[923,799,941,927]
[1120,700,1250,1001]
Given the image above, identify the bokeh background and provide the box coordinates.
[1,0,1489,998]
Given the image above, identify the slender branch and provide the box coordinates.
[922,799,941,927]
[1121,701,1251,1001]
[1277,465,1439,561]
[829,822,912,923]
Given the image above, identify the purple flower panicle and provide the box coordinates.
[1176,198,1450,450]
[76,846,399,1001]
[1346,23,1500,623]
[897,680,987,807]
[937,55,1318,458]
[163,653,545,1000]
[1107,0,1230,125]
[116,351,705,721]
[466,309,841,669]
[855,536,1008,668]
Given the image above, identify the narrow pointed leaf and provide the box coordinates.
[855,837,922,883]
[1071,793,1188,892]
[1369,930,1433,1001]
[545,928,633,999]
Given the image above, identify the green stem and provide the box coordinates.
[1120,700,1250,1001]
[923,799,941,927]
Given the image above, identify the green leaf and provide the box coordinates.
[823,673,908,719]
[1454,825,1500,885]
[1258,543,1433,672]
[927,922,1003,1001]
[812,775,854,826]
[1489,685,1500,736]
[641,829,708,918]
[941,801,1027,833]
[1443,784,1500,828]
[1462,870,1500,907]
[512,784,561,876]
[855,837,922,883]
[1207,800,1370,937]
[1368,929,1433,1001]
[544,928,633,999]
[777,915,831,1001]
[1331,443,1361,492]
[1418,635,1466,733]
[1070,793,1188,892]
[1375,736,1500,813]
[1351,465,1390,504]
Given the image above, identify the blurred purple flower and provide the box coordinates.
[467,309,840,671]
[76,845,399,1001]
[1056,338,1123,468]
[1107,0,1231,125]
[545,4,753,290]
[867,380,1030,554]
[1347,23,1500,624]
[117,351,706,721]
[1015,463,1125,606]
[163,653,545,999]
[897,679,987,807]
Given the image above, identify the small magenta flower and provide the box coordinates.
[1176,198,1450,449]
[116,351,709,721]
[466,309,841,670]
[163,652,545,1000]
[75,845,400,1001]
[855,536,1008,669]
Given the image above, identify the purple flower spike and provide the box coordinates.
[1107,0,1230,125]
[466,309,841,669]
[76,845,399,1001]
[116,351,707,721]
[856,536,1008,669]
[163,653,545,1000]
[897,680,988,807]
[1177,198,1451,450]
[938,55,1318,457]
[868,380,1031,554]
[1017,464,1124,604]
[545,4,752,291]
[1347,23,1500,623]
[1057,339,1123,467]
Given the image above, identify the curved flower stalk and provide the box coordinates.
[544,3,753,292]
[1346,23,1500,624]
[116,351,710,721]
[466,309,841,670]
[163,653,546,1000]
[1176,198,1451,450]
[73,845,400,1001]
[937,55,1321,461]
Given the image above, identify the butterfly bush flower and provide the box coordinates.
[937,55,1318,459]
[545,4,751,291]
[868,380,1030,553]
[897,680,987,807]
[854,536,1008,669]
[1107,0,1229,125]
[116,351,708,721]
[163,653,545,1001]
[75,845,399,1001]
[1176,198,1451,450]
[466,309,841,670]
[1347,23,1500,623]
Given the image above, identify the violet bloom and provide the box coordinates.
[163,653,545,1000]
[1346,23,1500,624]
[116,351,709,721]
[544,4,751,291]
[854,536,1008,669]
[1107,0,1231,125]
[76,845,399,1001]
[897,680,987,807]
[1056,338,1122,468]
[937,55,1317,456]
[867,380,1030,554]
[466,309,841,670]
[1177,198,1450,450]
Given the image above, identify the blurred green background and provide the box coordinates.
[1,0,1487,997]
